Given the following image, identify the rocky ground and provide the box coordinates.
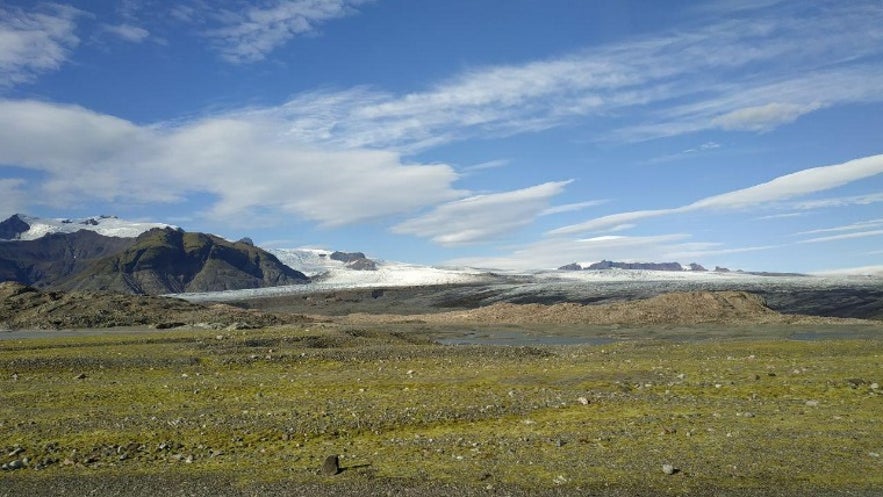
[0,282,311,331]
[1,281,881,496]
[2,281,876,332]
[1,326,880,496]
[336,291,874,327]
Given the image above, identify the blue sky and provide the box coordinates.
[1,0,882,273]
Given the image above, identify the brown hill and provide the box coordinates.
[0,282,309,330]
[341,291,872,326]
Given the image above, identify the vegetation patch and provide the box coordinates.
[1,326,881,495]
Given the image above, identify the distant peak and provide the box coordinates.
[0,213,176,241]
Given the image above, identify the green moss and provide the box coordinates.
[1,328,881,492]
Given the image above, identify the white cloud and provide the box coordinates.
[0,178,27,217]
[0,99,462,227]
[550,154,883,235]
[665,244,780,260]
[540,200,607,216]
[206,0,371,63]
[0,4,81,88]
[795,219,883,236]
[446,233,691,270]
[392,181,572,246]
[264,1,883,151]
[712,102,821,132]
[790,192,883,210]
[799,229,883,244]
[756,212,805,220]
[103,23,150,43]
[462,159,509,173]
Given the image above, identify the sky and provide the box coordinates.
[1,0,882,273]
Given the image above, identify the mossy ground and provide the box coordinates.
[1,326,881,495]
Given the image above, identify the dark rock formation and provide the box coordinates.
[331,251,377,271]
[688,263,707,271]
[714,266,731,273]
[346,258,377,271]
[586,260,684,271]
[558,263,583,271]
[330,251,367,263]
[0,214,30,240]
[0,230,135,287]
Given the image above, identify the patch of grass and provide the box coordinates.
[1,327,881,494]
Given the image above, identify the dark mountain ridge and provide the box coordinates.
[0,225,309,295]
[559,260,702,271]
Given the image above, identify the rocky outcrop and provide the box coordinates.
[331,251,377,271]
[330,251,367,263]
[346,258,377,271]
[0,214,30,240]
[688,263,707,271]
[586,260,684,271]
[558,263,583,271]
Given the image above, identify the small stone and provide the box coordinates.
[74,373,87,380]
[662,463,676,475]
[321,454,340,476]
[742,412,755,418]
[577,397,589,405]
[6,459,25,470]
[805,400,819,407]
[871,383,879,390]
[553,475,567,485]
[9,447,25,457]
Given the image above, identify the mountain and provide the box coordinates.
[0,214,310,295]
[55,228,309,295]
[559,260,693,271]
[0,230,136,287]
[0,214,173,241]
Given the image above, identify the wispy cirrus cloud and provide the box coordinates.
[0,4,81,88]
[795,219,883,236]
[392,181,573,246]
[261,1,883,151]
[102,23,150,43]
[789,192,883,210]
[550,154,883,235]
[794,219,883,244]
[205,0,372,63]
[799,230,883,244]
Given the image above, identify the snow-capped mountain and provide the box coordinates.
[0,214,174,241]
